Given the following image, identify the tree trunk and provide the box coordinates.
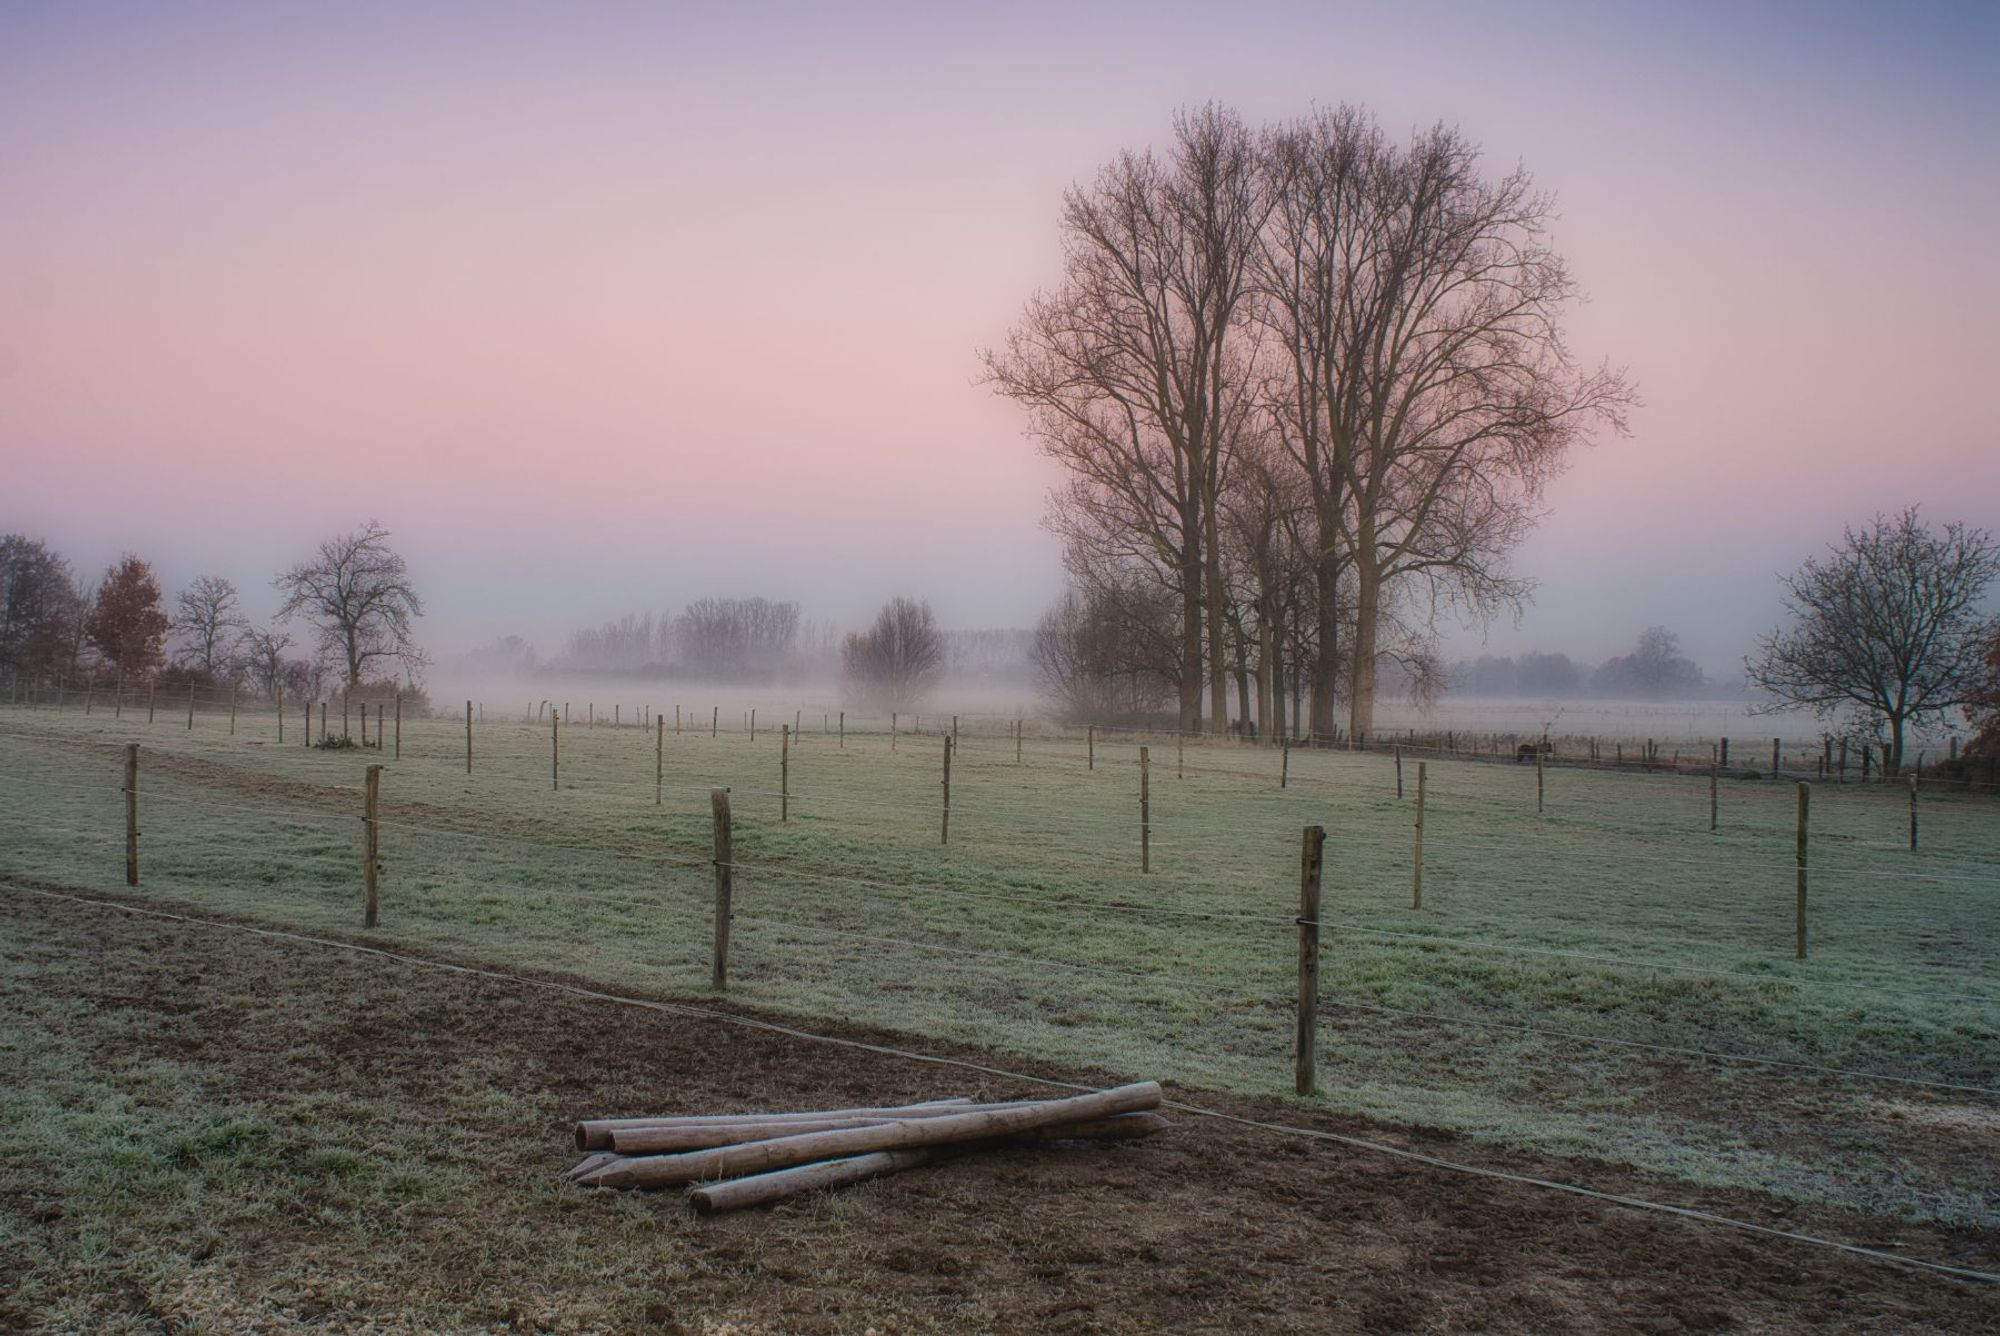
[1257,605,1278,744]
[1308,551,1341,741]
[1886,714,1906,778]
[1177,550,1204,734]
[1203,507,1230,737]
[1233,621,1252,739]
[1348,558,1382,741]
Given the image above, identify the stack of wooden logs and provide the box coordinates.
[569,1080,1166,1213]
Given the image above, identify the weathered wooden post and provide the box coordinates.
[342,690,350,742]
[1794,782,1809,959]
[952,715,959,747]
[1413,762,1427,910]
[187,682,196,730]
[375,703,382,750]
[360,700,368,748]
[840,711,846,748]
[148,683,156,724]
[749,708,756,743]
[1772,737,1781,777]
[320,701,328,743]
[1395,744,1404,799]
[1016,718,1023,765]
[465,700,473,774]
[363,764,382,928]
[1176,729,1183,780]
[891,712,897,752]
[393,692,402,759]
[711,789,732,990]
[1535,747,1545,814]
[124,743,139,886]
[275,680,282,744]
[228,685,237,735]
[1909,772,1919,852]
[551,707,560,791]
[1296,825,1324,1097]
[940,736,953,844]
[656,716,665,806]
[1139,745,1151,873]
[1281,740,1290,789]
[780,724,791,823]
[1709,746,1719,833]
[711,706,718,739]
[1088,725,1095,771]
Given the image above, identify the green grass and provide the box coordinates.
[1,702,1995,1226]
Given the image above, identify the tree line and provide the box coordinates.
[0,521,426,705]
[989,102,1635,742]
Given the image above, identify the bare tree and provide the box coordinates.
[673,597,800,678]
[1255,108,1633,739]
[985,104,1265,735]
[1748,509,2000,775]
[1033,582,1179,725]
[237,624,295,699]
[843,597,944,712]
[172,575,246,678]
[273,521,426,688]
[1593,626,1705,698]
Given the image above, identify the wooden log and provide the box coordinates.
[575,1097,978,1150]
[613,1110,1002,1154]
[577,1081,1162,1188]
[683,1112,1171,1213]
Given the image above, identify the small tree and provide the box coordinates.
[1593,626,1705,697]
[1748,509,2000,775]
[843,597,944,712]
[237,624,294,699]
[172,575,246,678]
[274,521,426,688]
[84,555,170,678]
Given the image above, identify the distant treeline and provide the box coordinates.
[1449,628,1729,698]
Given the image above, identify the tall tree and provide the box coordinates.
[1257,108,1632,739]
[84,555,170,677]
[1748,509,2000,775]
[273,521,426,687]
[237,624,295,699]
[985,104,1265,734]
[172,575,246,677]
[0,534,85,688]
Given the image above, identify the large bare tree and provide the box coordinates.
[985,104,1265,735]
[1748,509,2000,775]
[274,521,426,688]
[1257,108,1633,739]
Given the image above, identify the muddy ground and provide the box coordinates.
[0,883,1992,1333]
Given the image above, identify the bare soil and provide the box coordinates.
[0,882,1993,1334]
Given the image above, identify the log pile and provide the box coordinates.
[569,1081,1166,1213]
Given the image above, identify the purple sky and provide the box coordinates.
[2,1,1994,677]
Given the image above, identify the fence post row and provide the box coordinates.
[1295,824,1324,1098]
[711,788,733,990]
[362,764,382,928]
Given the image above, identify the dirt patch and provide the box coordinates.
[0,881,1994,1334]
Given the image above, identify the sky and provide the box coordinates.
[1,0,1995,679]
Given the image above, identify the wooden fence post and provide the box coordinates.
[342,691,350,742]
[187,682,196,730]
[1281,740,1290,789]
[749,708,756,743]
[1088,725,1095,770]
[1016,718,1022,765]
[952,715,959,747]
[1413,762,1427,910]
[1908,772,1919,852]
[675,705,682,735]
[228,686,236,735]
[1139,745,1151,873]
[711,789,732,990]
[465,699,473,774]
[1395,744,1404,799]
[1709,746,1719,833]
[840,711,846,748]
[1535,748,1545,814]
[320,701,327,743]
[375,703,383,751]
[300,694,308,745]
[147,684,156,724]
[1794,782,1809,959]
[1176,730,1183,780]
[891,712,897,752]
[393,693,402,759]
[361,700,369,748]
[551,708,560,791]
[711,706,718,739]
[1772,737,1781,777]
[940,736,952,844]
[124,743,139,886]
[781,724,791,823]
[1295,824,1324,1097]
[275,681,282,744]
[656,716,665,806]
[363,764,381,928]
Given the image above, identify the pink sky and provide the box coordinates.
[2,1,1994,676]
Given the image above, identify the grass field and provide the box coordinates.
[1,699,1994,1231]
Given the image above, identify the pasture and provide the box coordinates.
[1,697,1993,1238]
